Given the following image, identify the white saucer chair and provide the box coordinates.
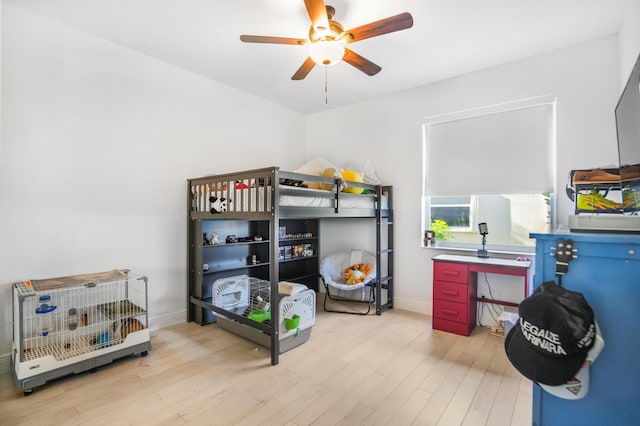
[319,250,377,315]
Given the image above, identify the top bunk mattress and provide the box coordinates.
[279,186,388,210]
[191,184,388,214]
[188,166,391,217]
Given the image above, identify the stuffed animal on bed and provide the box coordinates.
[344,263,372,284]
[209,196,227,214]
[319,167,341,190]
[341,170,365,194]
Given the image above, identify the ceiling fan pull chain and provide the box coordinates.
[325,67,328,104]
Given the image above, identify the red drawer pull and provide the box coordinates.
[442,309,459,317]
[442,290,459,297]
[443,271,460,277]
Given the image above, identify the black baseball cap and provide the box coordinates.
[505,281,596,386]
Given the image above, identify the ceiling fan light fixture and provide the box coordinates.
[240,3,414,80]
[312,24,329,37]
[309,40,345,66]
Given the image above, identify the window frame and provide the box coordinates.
[421,95,557,253]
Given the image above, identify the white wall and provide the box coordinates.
[619,0,640,88]
[307,35,621,315]
[2,3,639,372]
[0,1,2,161]
[0,5,305,367]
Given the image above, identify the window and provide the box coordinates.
[425,193,552,249]
[422,96,556,252]
[430,196,474,231]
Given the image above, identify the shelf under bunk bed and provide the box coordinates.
[187,166,393,365]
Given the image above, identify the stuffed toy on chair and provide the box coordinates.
[344,263,372,285]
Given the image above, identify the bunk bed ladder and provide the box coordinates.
[375,185,394,315]
[270,168,281,366]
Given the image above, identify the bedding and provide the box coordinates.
[279,186,388,210]
[191,182,388,214]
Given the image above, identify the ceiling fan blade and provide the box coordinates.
[344,12,413,43]
[343,48,381,76]
[304,0,329,31]
[291,57,316,80]
[240,35,307,45]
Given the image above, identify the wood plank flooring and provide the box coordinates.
[0,299,532,425]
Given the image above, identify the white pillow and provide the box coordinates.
[294,156,339,176]
[343,158,382,185]
[294,157,341,189]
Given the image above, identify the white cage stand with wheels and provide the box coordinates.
[12,269,151,395]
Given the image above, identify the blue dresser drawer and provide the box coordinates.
[529,233,640,426]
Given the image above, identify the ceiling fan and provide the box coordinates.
[240,0,414,80]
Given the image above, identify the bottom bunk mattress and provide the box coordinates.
[211,276,315,353]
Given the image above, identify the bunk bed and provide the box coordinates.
[187,166,393,365]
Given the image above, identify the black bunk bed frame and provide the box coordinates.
[186,166,394,365]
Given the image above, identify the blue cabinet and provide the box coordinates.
[530,232,640,425]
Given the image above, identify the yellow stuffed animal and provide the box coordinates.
[320,167,340,190]
[344,263,372,285]
[341,170,365,194]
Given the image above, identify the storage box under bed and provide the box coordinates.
[216,317,313,353]
[211,276,315,353]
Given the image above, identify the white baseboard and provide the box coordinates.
[148,310,185,331]
[0,309,187,377]
[393,297,431,316]
[0,352,11,375]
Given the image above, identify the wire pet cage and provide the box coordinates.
[12,269,150,395]
[211,275,251,316]
[212,276,315,353]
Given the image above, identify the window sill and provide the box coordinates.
[422,244,535,257]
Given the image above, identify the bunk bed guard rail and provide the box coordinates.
[188,166,388,218]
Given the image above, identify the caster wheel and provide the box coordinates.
[23,389,33,396]
[141,351,148,357]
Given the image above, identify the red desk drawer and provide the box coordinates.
[434,280,468,304]
[434,262,468,284]
[433,299,468,324]
[433,317,474,336]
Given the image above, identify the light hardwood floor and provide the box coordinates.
[0,300,532,425]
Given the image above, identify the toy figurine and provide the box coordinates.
[210,232,220,245]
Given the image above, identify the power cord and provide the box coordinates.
[479,272,506,336]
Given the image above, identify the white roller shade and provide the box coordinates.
[423,97,555,196]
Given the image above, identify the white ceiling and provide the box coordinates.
[5,0,631,114]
